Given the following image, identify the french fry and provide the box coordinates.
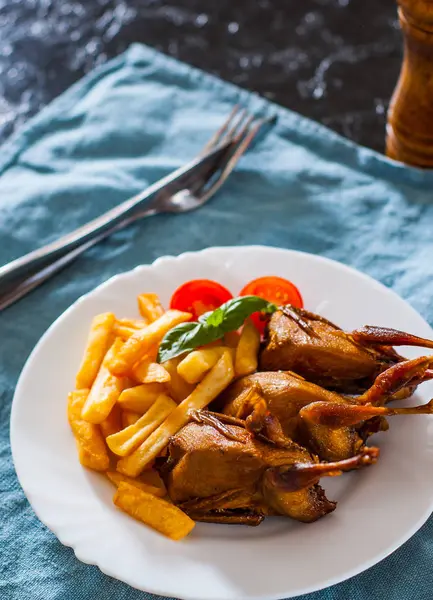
[100,403,123,438]
[81,339,129,424]
[122,410,142,428]
[131,358,171,384]
[177,347,225,384]
[137,293,165,323]
[112,325,137,341]
[106,470,166,497]
[163,358,195,402]
[235,319,261,377]
[118,318,148,329]
[114,318,148,339]
[107,394,176,456]
[113,483,195,540]
[68,390,109,471]
[108,310,192,376]
[75,313,115,389]
[132,346,158,364]
[118,383,164,413]
[117,351,234,476]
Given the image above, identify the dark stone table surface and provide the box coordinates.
[0,0,402,153]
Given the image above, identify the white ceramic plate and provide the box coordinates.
[11,246,433,600]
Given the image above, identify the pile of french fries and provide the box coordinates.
[67,293,260,540]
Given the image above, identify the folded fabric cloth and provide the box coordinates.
[1,43,433,600]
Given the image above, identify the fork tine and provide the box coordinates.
[198,115,275,203]
[219,107,249,146]
[201,105,243,154]
[193,109,251,190]
[232,113,255,144]
[231,115,275,160]
[180,106,244,193]
[176,107,244,192]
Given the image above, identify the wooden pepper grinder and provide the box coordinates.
[386,0,433,167]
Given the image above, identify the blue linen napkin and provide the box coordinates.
[1,43,433,600]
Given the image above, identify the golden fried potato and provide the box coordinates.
[235,318,261,377]
[111,326,134,341]
[81,339,128,424]
[117,351,234,476]
[68,390,109,471]
[121,410,142,428]
[107,394,176,456]
[131,359,171,384]
[108,310,191,376]
[113,482,195,540]
[113,318,148,340]
[177,347,225,384]
[118,383,164,413]
[75,313,115,389]
[106,470,166,497]
[137,293,165,323]
[163,358,195,403]
[118,318,148,329]
[100,403,123,438]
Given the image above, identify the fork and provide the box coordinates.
[0,107,273,312]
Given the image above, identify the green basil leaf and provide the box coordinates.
[209,296,274,332]
[158,295,278,363]
[205,307,225,328]
[157,322,202,363]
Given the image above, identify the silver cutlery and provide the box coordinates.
[0,107,274,312]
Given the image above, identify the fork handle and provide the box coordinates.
[0,187,157,289]
[0,141,230,292]
[0,209,154,312]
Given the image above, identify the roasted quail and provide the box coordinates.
[160,411,378,525]
[216,356,433,461]
[260,306,433,394]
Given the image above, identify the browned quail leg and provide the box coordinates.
[423,370,433,382]
[265,447,379,493]
[357,356,433,405]
[299,399,433,429]
[352,326,433,349]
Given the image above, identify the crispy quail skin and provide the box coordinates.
[260,306,433,394]
[217,356,433,461]
[160,413,378,525]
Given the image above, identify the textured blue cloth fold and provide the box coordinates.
[1,43,433,600]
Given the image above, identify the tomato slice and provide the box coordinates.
[240,276,303,333]
[170,279,233,320]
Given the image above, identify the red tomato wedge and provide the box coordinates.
[240,276,303,333]
[170,279,233,320]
